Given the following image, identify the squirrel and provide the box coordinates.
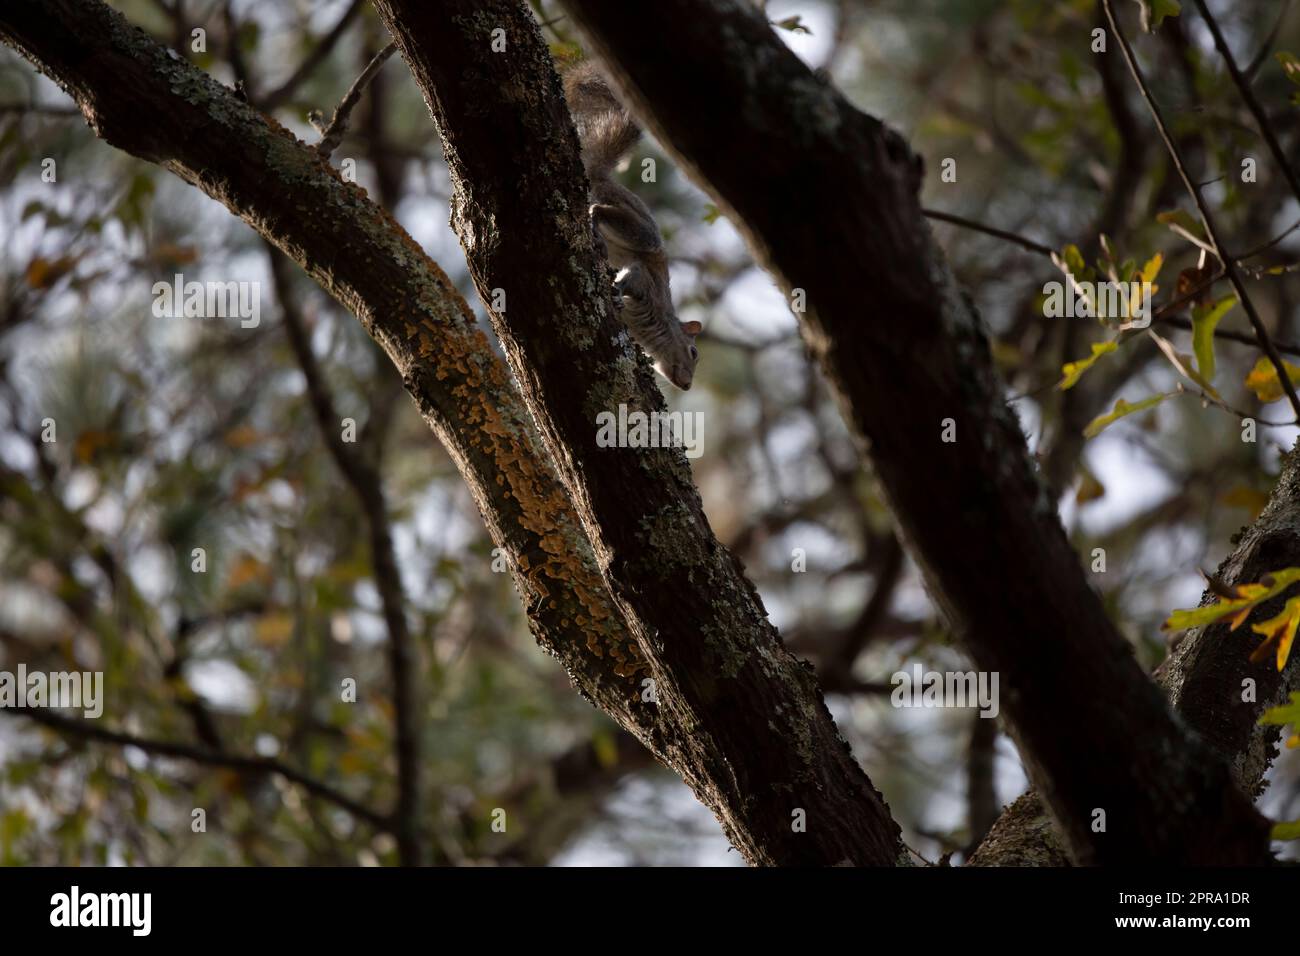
[563,60,702,390]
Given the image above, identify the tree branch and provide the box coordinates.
[1103,0,1300,423]
[1194,0,1300,208]
[311,41,396,161]
[372,0,904,867]
[560,0,1271,863]
[266,245,423,865]
[258,0,367,112]
[922,208,1054,256]
[974,442,1300,863]
[11,707,391,831]
[0,0,661,780]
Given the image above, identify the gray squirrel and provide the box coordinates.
[563,61,701,390]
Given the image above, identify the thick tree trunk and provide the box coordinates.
[556,0,1272,863]
[371,0,904,867]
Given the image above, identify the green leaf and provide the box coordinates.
[1134,0,1181,32]
[1272,819,1300,841]
[1276,52,1300,86]
[1060,243,1087,278]
[1190,294,1236,381]
[701,203,722,225]
[1260,691,1300,752]
[1259,691,1300,728]
[591,727,619,768]
[772,15,812,34]
[1059,340,1119,390]
[1083,393,1171,438]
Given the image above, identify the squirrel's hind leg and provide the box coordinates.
[590,202,661,254]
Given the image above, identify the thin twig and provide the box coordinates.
[1156,312,1300,357]
[313,41,397,161]
[927,207,1300,272]
[1103,0,1300,422]
[0,102,80,116]
[1237,216,1300,261]
[259,0,367,112]
[1243,0,1292,81]
[923,207,1055,256]
[1194,0,1300,209]
[10,707,391,830]
[266,247,423,866]
[926,211,1300,354]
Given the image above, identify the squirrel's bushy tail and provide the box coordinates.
[562,61,641,181]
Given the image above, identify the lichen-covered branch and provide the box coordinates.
[371,0,904,866]
[559,0,1270,863]
[1162,448,1300,794]
[973,445,1300,864]
[0,0,659,771]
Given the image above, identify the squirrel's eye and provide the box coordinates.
[689,345,699,361]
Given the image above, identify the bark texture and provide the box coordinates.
[1163,448,1300,794]
[557,0,1272,863]
[973,447,1300,864]
[372,0,904,866]
[0,0,659,763]
[1,0,905,866]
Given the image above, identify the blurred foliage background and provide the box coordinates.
[0,0,1298,865]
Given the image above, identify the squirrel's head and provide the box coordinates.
[652,319,702,390]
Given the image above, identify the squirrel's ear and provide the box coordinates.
[681,320,703,337]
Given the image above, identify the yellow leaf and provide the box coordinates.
[1140,252,1163,285]
[1281,623,1298,671]
[1083,393,1171,438]
[1164,567,1300,633]
[1059,340,1118,390]
[1244,356,1300,403]
[1250,596,1300,671]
